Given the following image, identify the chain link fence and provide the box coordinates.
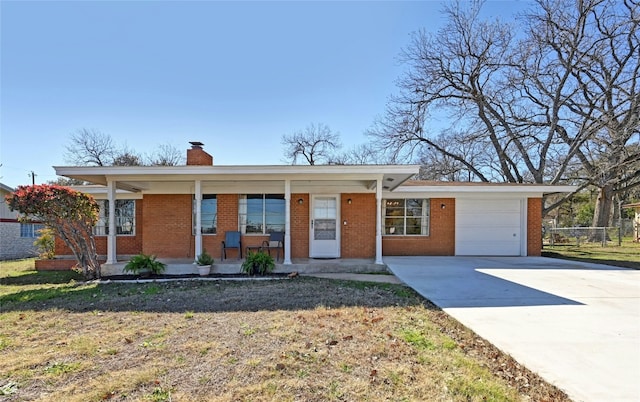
[543,226,622,247]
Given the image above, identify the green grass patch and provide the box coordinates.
[543,239,640,269]
[399,328,436,350]
[143,284,162,295]
[0,259,83,285]
[147,386,172,402]
[337,280,416,298]
[43,361,81,376]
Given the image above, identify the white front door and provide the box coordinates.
[310,195,340,258]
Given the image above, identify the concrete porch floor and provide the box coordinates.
[101,257,387,276]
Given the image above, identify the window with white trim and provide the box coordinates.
[383,199,430,235]
[239,194,285,234]
[193,194,217,234]
[20,223,45,238]
[94,200,136,236]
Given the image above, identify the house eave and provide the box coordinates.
[53,164,420,193]
[392,184,578,196]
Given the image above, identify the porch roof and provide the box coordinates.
[54,164,420,193]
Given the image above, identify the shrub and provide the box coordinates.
[123,254,166,275]
[34,227,55,259]
[195,250,214,266]
[241,251,275,276]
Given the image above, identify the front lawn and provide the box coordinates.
[0,259,568,401]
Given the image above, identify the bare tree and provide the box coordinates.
[65,129,116,166]
[369,0,639,221]
[112,146,143,166]
[65,130,186,168]
[281,123,342,165]
[523,0,640,227]
[416,130,490,181]
[147,143,185,166]
[329,143,383,165]
[48,177,86,186]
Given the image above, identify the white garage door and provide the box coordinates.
[455,198,523,256]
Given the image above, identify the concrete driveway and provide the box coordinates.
[385,256,640,402]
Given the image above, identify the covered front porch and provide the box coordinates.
[55,162,419,265]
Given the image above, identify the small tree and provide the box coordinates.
[5,185,101,279]
[33,227,55,259]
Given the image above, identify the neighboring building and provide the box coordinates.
[48,142,575,269]
[623,202,640,241]
[0,183,43,260]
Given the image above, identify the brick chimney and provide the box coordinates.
[186,141,213,166]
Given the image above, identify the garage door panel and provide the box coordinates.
[456,226,520,242]
[457,240,520,256]
[456,199,522,256]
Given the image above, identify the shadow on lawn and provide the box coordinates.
[0,276,431,314]
[542,251,640,270]
[0,270,84,286]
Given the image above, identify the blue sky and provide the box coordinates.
[0,1,528,188]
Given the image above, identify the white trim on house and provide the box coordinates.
[391,184,577,197]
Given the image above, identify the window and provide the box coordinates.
[239,194,285,234]
[94,200,136,236]
[383,199,430,235]
[20,223,44,238]
[193,194,217,234]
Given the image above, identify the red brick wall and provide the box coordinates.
[341,193,376,258]
[291,194,309,258]
[186,148,213,165]
[36,257,107,271]
[209,194,240,259]
[142,194,192,258]
[382,198,455,256]
[527,198,542,256]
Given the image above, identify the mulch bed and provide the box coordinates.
[101,273,294,280]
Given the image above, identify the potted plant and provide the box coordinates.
[195,250,214,276]
[241,250,275,276]
[123,253,166,277]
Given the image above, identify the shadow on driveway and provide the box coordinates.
[385,256,588,308]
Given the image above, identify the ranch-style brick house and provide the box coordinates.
[47,142,575,271]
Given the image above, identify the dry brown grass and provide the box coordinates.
[0,260,569,401]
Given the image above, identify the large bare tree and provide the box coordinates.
[369,0,639,222]
[148,143,185,166]
[524,0,640,226]
[281,123,342,165]
[65,129,116,166]
[65,130,184,167]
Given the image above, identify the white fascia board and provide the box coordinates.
[392,184,578,197]
[70,185,143,199]
[55,164,419,176]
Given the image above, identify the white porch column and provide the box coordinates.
[194,180,203,261]
[106,180,117,264]
[284,179,292,264]
[375,177,383,264]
